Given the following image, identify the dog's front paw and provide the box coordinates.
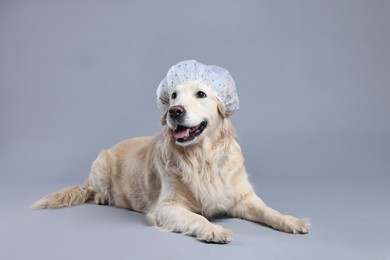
[279,216,310,234]
[197,224,232,244]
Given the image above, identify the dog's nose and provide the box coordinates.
[169,105,185,119]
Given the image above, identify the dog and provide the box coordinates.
[31,78,310,244]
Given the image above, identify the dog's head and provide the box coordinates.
[161,83,227,146]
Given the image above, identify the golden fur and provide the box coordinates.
[31,83,310,243]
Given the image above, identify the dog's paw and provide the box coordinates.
[279,216,311,234]
[197,224,232,244]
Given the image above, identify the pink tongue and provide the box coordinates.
[173,128,190,139]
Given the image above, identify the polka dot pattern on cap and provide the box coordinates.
[156,60,239,117]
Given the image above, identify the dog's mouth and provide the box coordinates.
[173,121,207,143]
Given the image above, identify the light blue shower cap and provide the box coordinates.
[156,60,239,117]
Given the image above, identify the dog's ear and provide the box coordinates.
[221,118,234,138]
[217,102,226,118]
[160,111,167,126]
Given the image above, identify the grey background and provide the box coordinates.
[1,0,389,259]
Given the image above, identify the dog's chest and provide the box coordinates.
[183,162,236,216]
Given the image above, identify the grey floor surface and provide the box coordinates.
[1,141,389,260]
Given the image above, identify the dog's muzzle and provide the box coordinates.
[168,106,207,143]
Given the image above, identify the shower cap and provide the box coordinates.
[156,60,239,117]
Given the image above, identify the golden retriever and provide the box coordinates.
[31,82,310,243]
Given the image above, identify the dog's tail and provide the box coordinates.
[30,182,94,210]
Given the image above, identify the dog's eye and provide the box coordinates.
[196,91,207,98]
[171,92,177,99]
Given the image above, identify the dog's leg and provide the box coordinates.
[231,192,310,234]
[147,205,231,243]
